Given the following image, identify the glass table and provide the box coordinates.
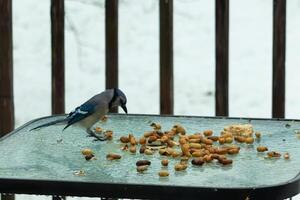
[0,114,299,199]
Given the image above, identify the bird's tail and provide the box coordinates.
[30,118,68,131]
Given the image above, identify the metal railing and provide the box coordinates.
[0,0,287,199]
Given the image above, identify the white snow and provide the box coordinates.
[9,0,300,199]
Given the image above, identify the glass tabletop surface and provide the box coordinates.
[0,114,299,189]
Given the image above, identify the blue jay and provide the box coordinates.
[31,88,127,141]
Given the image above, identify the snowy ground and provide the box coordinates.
[9,0,300,199]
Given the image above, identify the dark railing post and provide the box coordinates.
[159,0,174,115]
[272,0,286,118]
[51,1,65,199]
[51,0,65,115]
[215,0,229,117]
[0,0,15,200]
[105,0,119,113]
[0,0,14,136]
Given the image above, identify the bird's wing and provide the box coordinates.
[63,103,96,130]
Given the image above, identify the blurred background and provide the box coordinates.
[11,0,300,199]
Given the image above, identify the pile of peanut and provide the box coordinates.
[79,122,290,177]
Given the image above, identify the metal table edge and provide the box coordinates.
[0,174,299,199]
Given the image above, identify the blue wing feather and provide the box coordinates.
[63,103,96,130]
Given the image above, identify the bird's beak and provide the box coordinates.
[121,105,128,114]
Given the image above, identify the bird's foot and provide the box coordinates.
[86,129,107,141]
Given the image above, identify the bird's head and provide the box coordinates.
[108,88,127,113]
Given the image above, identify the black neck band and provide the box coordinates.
[108,88,117,110]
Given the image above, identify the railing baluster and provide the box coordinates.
[215,0,229,117]
[272,0,286,118]
[0,0,15,200]
[105,0,119,113]
[51,0,65,115]
[159,0,174,115]
[51,1,65,199]
[0,0,14,136]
